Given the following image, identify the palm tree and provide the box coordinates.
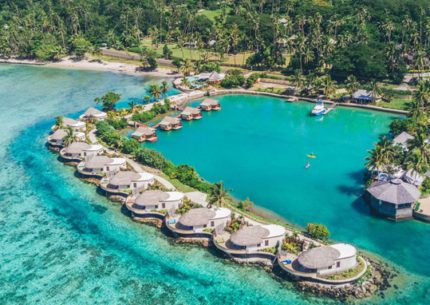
[209,182,229,208]
[406,132,430,173]
[128,101,136,112]
[63,127,75,146]
[370,80,382,103]
[414,79,430,109]
[55,116,64,129]
[161,81,169,98]
[180,59,193,76]
[366,137,397,173]
[345,75,359,98]
[320,75,336,97]
[148,84,162,101]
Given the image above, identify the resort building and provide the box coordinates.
[60,142,91,161]
[63,117,86,132]
[159,116,182,131]
[296,243,358,275]
[131,126,158,142]
[79,107,107,121]
[100,171,155,196]
[213,224,286,265]
[393,131,414,150]
[366,178,421,220]
[166,207,232,239]
[126,190,184,219]
[77,156,126,177]
[200,98,221,111]
[229,224,286,251]
[47,129,85,147]
[180,107,202,121]
[47,129,68,147]
[196,72,225,84]
[350,90,380,104]
[177,207,231,232]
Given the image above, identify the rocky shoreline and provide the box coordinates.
[295,257,397,301]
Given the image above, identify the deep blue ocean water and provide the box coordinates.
[0,64,428,304]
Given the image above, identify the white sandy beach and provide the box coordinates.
[0,57,179,78]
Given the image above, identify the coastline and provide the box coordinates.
[0,57,178,78]
[1,57,409,115]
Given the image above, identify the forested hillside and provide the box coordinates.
[1,0,430,82]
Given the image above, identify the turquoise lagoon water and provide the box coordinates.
[0,64,428,304]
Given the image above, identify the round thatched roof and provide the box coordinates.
[64,142,90,154]
[230,225,270,247]
[367,179,420,205]
[50,129,67,140]
[85,156,113,169]
[297,246,340,269]
[178,208,216,227]
[135,190,169,206]
[109,171,141,185]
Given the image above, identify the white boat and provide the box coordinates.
[311,100,327,116]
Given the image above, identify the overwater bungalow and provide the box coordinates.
[393,131,414,151]
[131,126,158,142]
[63,117,86,132]
[159,116,182,131]
[366,178,421,220]
[166,207,231,239]
[79,107,107,121]
[200,98,221,111]
[213,224,286,264]
[100,171,155,197]
[77,156,126,178]
[60,142,93,161]
[126,190,184,220]
[180,107,202,121]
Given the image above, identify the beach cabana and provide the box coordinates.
[297,243,357,275]
[177,207,231,233]
[126,190,184,217]
[366,179,420,220]
[229,224,286,252]
[159,116,182,131]
[131,126,157,142]
[200,98,221,111]
[393,131,414,151]
[63,117,86,131]
[180,107,202,121]
[77,156,126,177]
[80,107,107,121]
[350,90,380,104]
[100,171,154,196]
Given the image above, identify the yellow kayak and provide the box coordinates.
[307,154,317,159]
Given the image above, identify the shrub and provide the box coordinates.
[306,223,330,240]
[163,44,172,59]
[245,73,260,88]
[106,118,128,130]
[220,70,245,88]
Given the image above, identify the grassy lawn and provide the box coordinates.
[197,9,226,21]
[375,97,412,110]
